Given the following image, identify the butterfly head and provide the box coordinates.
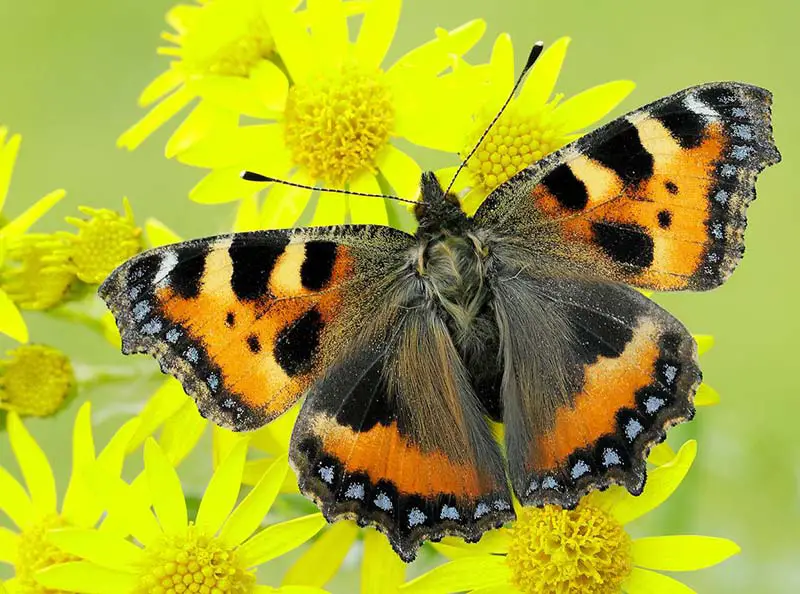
[414,172,469,237]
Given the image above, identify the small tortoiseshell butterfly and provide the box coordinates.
[101,51,779,560]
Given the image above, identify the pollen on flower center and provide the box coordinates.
[136,525,255,594]
[0,345,75,417]
[465,104,566,194]
[15,514,78,594]
[506,504,632,594]
[178,1,275,77]
[283,65,395,187]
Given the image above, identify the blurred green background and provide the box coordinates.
[0,1,797,592]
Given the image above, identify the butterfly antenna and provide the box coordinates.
[444,41,545,196]
[240,171,419,205]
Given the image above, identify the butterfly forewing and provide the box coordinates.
[475,82,780,291]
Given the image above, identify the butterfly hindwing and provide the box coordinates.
[475,82,780,291]
[290,296,513,562]
[99,226,414,431]
[487,263,701,508]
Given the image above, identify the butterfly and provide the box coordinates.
[100,80,779,561]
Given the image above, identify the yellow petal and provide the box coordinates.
[127,379,187,453]
[117,87,195,151]
[220,456,288,547]
[262,1,314,84]
[632,535,740,571]
[606,440,697,526]
[283,521,358,587]
[0,527,17,564]
[179,124,291,171]
[392,77,475,152]
[96,473,149,540]
[485,33,515,111]
[47,528,145,571]
[362,528,405,594]
[95,417,141,480]
[251,60,290,112]
[308,0,348,69]
[399,555,510,593]
[310,191,347,226]
[62,403,97,525]
[0,288,28,343]
[471,587,520,594]
[695,383,720,406]
[0,188,65,239]
[7,412,57,516]
[517,37,571,108]
[144,439,187,535]
[165,101,239,159]
[189,75,282,119]
[355,0,401,69]
[234,195,262,232]
[144,218,183,248]
[0,131,21,213]
[433,530,510,558]
[0,465,34,529]
[460,186,490,217]
[190,167,262,204]
[694,334,714,356]
[139,68,185,107]
[195,439,247,535]
[238,513,326,567]
[349,172,388,225]
[35,561,139,594]
[86,469,161,546]
[623,567,696,594]
[260,169,315,229]
[386,19,486,80]
[376,145,421,201]
[550,80,636,133]
[158,398,208,466]
[647,442,677,466]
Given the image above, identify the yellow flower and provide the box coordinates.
[118,0,366,153]
[281,524,406,592]
[438,36,635,216]
[0,127,66,342]
[56,198,142,285]
[0,344,75,418]
[36,439,328,594]
[0,233,75,310]
[401,441,739,594]
[0,403,139,593]
[178,0,487,228]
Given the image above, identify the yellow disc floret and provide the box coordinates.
[0,345,74,417]
[176,0,275,77]
[15,514,78,594]
[283,65,395,187]
[136,525,255,594]
[59,198,141,285]
[506,504,632,594]
[0,233,75,310]
[464,102,566,194]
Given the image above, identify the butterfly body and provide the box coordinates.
[101,81,779,561]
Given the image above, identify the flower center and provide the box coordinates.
[0,234,74,310]
[0,345,74,418]
[464,102,567,195]
[15,514,79,594]
[283,65,395,187]
[179,0,275,77]
[60,202,141,285]
[506,504,632,594]
[135,525,255,594]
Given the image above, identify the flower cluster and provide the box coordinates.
[0,1,741,593]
